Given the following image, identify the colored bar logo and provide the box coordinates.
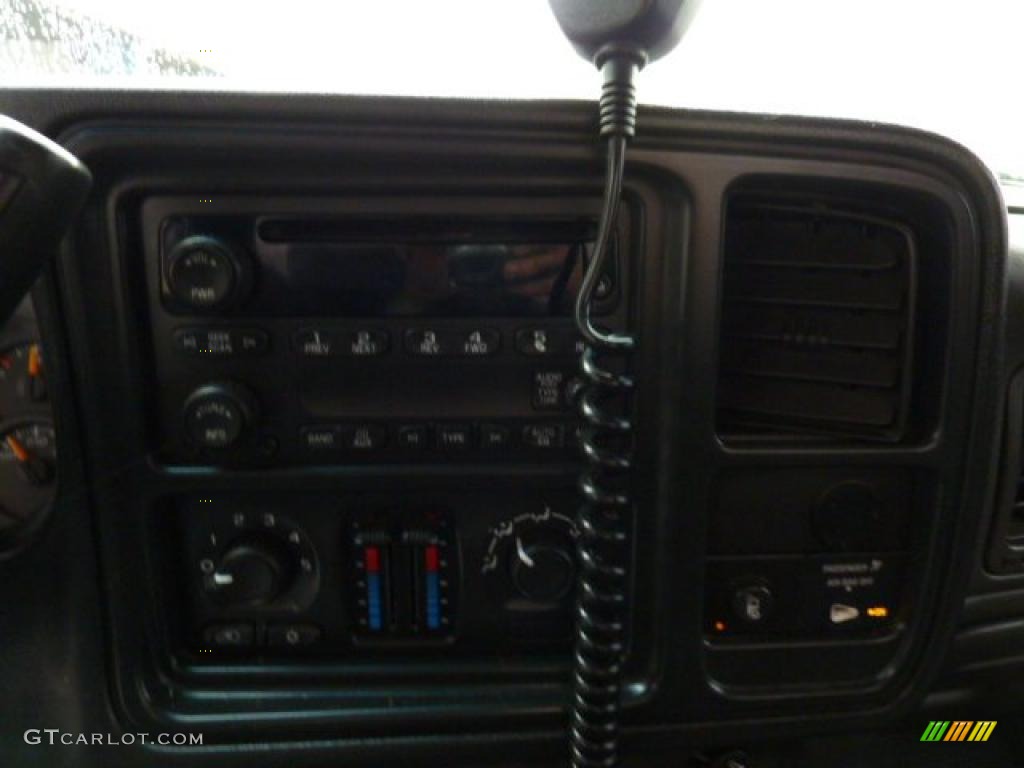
[920,721,997,742]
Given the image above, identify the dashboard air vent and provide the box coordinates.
[718,201,916,442]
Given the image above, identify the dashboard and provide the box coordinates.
[0,88,1019,767]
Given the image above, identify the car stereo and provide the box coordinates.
[140,196,631,466]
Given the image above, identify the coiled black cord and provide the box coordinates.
[569,50,642,768]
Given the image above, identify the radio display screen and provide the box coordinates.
[160,216,616,318]
[258,241,589,318]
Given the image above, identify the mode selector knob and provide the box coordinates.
[183,382,257,450]
[204,536,293,607]
[510,538,576,603]
[166,235,252,310]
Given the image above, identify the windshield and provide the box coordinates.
[2,0,1021,180]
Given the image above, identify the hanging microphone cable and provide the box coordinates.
[546,3,704,765]
[568,51,641,768]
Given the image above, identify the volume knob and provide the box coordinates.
[166,235,251,310]
[183,382,257,451]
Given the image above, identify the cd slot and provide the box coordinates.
[257,216,596,244]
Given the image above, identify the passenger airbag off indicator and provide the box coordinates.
[820,555,903,632]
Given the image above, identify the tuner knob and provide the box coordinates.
[183,382,257,451]
[203,537,293,607]
[166,235,252,310]
[510,538,576,603]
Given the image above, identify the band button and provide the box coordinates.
[300,425,342,452]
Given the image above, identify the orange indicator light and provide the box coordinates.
[27,344,42,378]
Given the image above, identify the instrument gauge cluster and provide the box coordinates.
[0,327,57,554]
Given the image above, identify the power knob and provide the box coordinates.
[183,382,258,451]
[203,536,293,608]
[166,235,253,310]
[510,539,576,603]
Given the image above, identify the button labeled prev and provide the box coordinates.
[293,329,333,357]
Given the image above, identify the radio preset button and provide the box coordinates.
[436,424,474,451]
[293,329,334,357]
[347,329,390,357]
[405,328,450,357]
[397,424,428,450]
[522,423,565,450]
[515,327,581,357]
[515,328,554,356]
[461,328,500,356]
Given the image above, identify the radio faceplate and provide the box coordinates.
[140,196,633,467]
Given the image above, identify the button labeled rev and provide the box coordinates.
[405,328,449,356]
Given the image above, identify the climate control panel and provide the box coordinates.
[169,490,581,657]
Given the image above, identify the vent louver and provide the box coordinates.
[717,202,916,442]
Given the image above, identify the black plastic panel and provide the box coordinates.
[0,88,1007,767]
